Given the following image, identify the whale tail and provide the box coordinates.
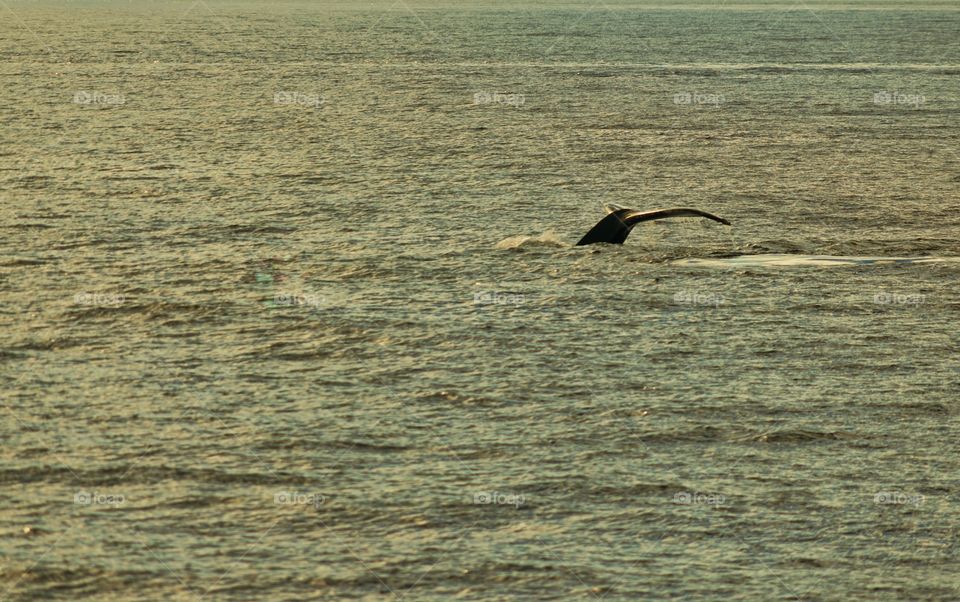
[575,206,731,246]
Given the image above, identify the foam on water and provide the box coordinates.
[674,254,960,267]
[495,231,568,249]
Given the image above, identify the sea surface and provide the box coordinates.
[2,1,959,600]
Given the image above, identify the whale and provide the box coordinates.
[576,203,731,246]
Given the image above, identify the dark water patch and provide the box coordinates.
[3,223,54,229]
[271,349,338,360]
[9,175,55,189]
[102,174,165,181]
[327,440,412,453]
[639,425,729,443]
[275,172,337,183]
[0,349,27,362]
[15,213,73,220]
[592,122,659,131]
[572,70,618,77]
[0,465,325,487]
[218,224,299,235]
[160,495,238,510]
[61,300,229,323]
[0,257,49,266]
[151,329,203,339]
[51,238,140,251]
[883,401,952,415]
[7,337,87,352]
[586,482,681,498]
[749,430,859,443]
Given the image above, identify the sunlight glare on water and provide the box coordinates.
[1,1,959,600]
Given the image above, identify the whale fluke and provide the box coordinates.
[575,205,731,246]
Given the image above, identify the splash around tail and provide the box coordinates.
[496,231,568,250]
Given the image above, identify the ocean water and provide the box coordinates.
[2,1,959,599]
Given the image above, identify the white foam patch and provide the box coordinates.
[495,231,567,250]
[673,254,960,268]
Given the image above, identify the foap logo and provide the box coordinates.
[673,290,725,308]
[74,292,126,306]
[473,491,526,508]
[673,491,725,506]
[872,291,925,305]
[673,92,725,107]
[74,491,125,507]
[473,91,525,107]
[274,491,326,510]
[474,290,525,305]
[252,257,288,287]
[873,91,925,108]
[274,91,325,108]
[73,91,126,106]
[249,257,349,311]
[272,292,326,309]
[874,491,924,506]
